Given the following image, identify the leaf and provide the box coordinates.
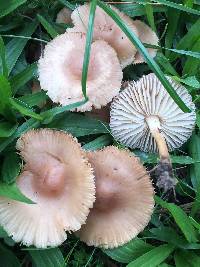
[145,3,156,32]
[155,196,198,243]
[47,113,108,137]
[183,38,200,76]
[149,226,189,248]
[41,98,88,123]
[156,52,179,76]
[9,97,43,120]
[83,134,112,151]
[29,248,65,267]
[0,118,40,153]
[97,1,190,113]
[149,0,200,15]
[116,3,167,17]
[0,75,13,120]
[188,134,200,216]
[0,182,34,204]
[0,227,8,238]
[134,150,196,164]
[189,134,200,189]
[10,63,37,94]
[0,75,12,102]
[0,0,27,18]
[18,91,47,107]
[104,238,153,263]
[170,18,200,62]
[0,21,38,75]
[173,75,200,88]
[0,122,18,137]
[196,113,200,129]
[189,216,200,232]
[165,8,180,57]
[0,243,20,267]
[37,14,58,39]
[57,0,75,10]
[1,153,21,184]
[145,43,200,59]
[127,244,174,267]
[175,250,200,267]
[82,0,97,99]
[0,36,8,77]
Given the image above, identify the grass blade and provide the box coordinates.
[10,63,37,94]
[164,8,180,57]
[81,0,97,99]
[127,244,174,267]
[0,20,38,75]
[37,14,58,39]
[0,0,27,18]
[145,2,156,32]
[57,0,76,10]
[155,196,198,243]
[0,36,8,77]
[98,1,190,112]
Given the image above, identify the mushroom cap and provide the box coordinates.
[70,4,139,68]
[38,32,122,112]
[56,7,72,24]
[77,146,154,248]
[132,20,159,64]
[110,73,196,152]
[0,129,95,248]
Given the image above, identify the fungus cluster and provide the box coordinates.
[0,3,196,252]
[70,4,158,68]
[0,129,154,249]
[39,4,158,112]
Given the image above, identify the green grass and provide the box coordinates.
[0,0,200,266]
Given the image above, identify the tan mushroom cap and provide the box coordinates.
[70,4,139,68]
[56,7,72,24]
[110,73,196,153]
[77,146,154,248]
[133,20,159,64]
[38,32,122,112]
[0,129,95,248]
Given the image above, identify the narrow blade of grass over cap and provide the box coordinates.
[81,0,97,100]
[124,0,200,16]
[98,1,190,113]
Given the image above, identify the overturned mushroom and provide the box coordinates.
[56,7,72,25]
[110,73,196,191]
[38,32,123,112]
[0,129,95,248]
[70,4,139,68]
[77,146,154,248]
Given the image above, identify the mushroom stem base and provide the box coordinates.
[155,158,176,192]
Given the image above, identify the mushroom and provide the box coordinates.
[56,7,72,25]
[70,4,139,68]
[77,146,154,248]
[38,32,123,112]
[132,20,159,64]
[0,129,95,248]
[110,73,196,190]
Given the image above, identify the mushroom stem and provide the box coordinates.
[145,116,169,160]
[146,116,175,191]
[150,129,169,160]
